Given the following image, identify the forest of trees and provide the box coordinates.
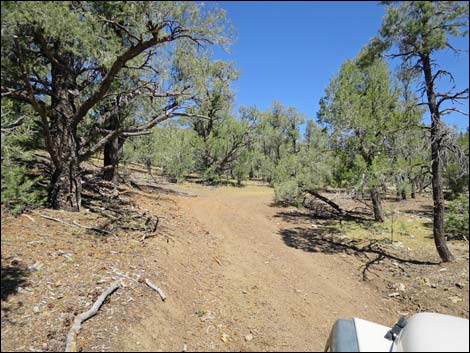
[1,1,469,262]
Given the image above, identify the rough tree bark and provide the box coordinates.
[421,53,454,262]
[47,59,82,211]
[103,114,126,184]
[103,136,125,184]
[370,186,384,222]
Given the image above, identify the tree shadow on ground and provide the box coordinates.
[279,226,440,280]
[400,204,433,218]
[273,201,372,224]
[1,263,29,301]
[272,200,440,280]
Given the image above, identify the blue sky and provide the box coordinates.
[210,1,469,131]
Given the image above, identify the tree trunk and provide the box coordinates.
[401,189,407,200]
[102,111,125,183]
[103,136,125,184]
[48,125,81,211]
[370,187,384,222]
[47,62,82,211]
[422,53,454,262]
[411,181,416,199]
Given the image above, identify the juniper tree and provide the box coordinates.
[361,1,469,261]
[318,58,401,222]
[1,1,230,210]
[389,68,427,200]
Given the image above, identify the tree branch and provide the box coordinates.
[73,27,203,124]
[436,88,469,108]
[440,107,469,116]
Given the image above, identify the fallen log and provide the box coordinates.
[65,280,121,352]
[304,189,346,215]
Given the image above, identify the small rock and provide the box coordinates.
[221,333,229,343]
[29,262,44,272]
[430,283,438,288]
[455,283,464,289]
[199,311,215,322]
[388,292,400,297]
[242,290,248,294]
[448,296,462,304]
[245,334,254,342]
[422,277,431,286]
[393,283,406,292]
[33,306,41,314]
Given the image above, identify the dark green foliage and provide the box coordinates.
[443,128,469,199]
[446,193,469,239]
[1,100,46,214]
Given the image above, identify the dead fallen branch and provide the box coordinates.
[304,189,345,215]
[65,280,121,352]
[144,278,166,301]
[34,212,112,236]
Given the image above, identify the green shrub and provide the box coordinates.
[1,99,46,214]
[446,193,469,239]
[274,180,301,205]
[1,163,46,215]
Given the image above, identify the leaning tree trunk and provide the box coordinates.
[422,53,454,262]
[370,187,384,222]
[47,63,82,211]
[411,180,416,199]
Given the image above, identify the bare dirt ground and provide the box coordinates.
[1,177,468,352]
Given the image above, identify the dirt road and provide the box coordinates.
[115,184,395,352]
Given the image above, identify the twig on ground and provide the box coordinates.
[33,212,112,236]
[65,280,121,352]
[213,256,222,266]
[144,278,166,301]
[21,214,36,222]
